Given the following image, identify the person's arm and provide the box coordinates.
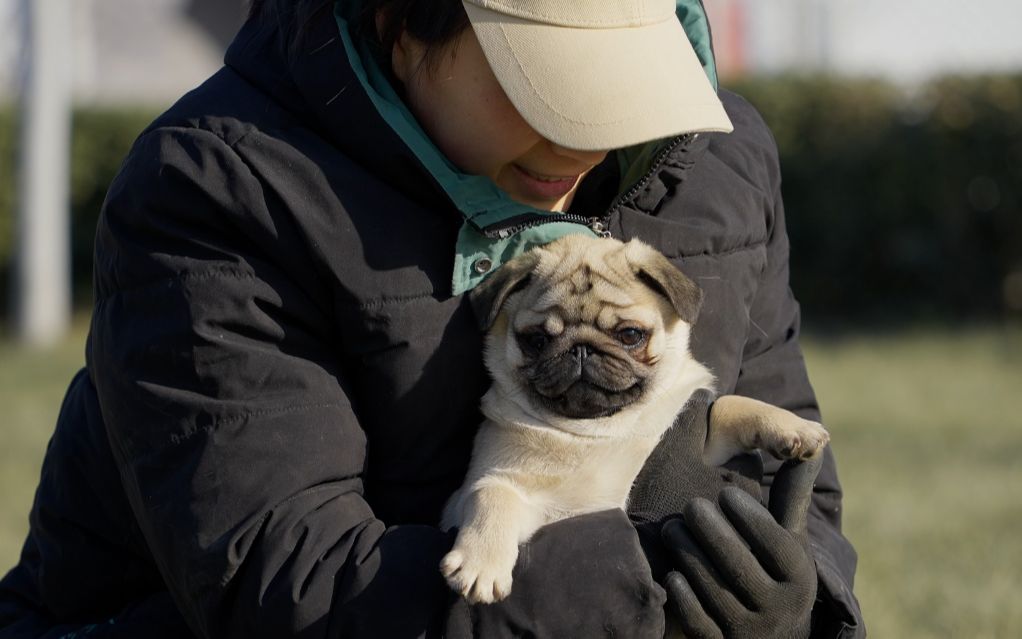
[0,368,197,639]
[631,179,864,639]
[88,126,664,639]
[629,95,865,637]
[728,172,864,638]
[90,126,456,638]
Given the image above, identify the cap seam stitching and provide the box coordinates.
[489,19,725,131]
[496,20,651,127]
[473,0,669,28]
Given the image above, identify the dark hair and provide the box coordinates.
[248,0,469,68]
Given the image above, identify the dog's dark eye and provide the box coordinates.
[517,331,549,354]
[615,327,646,347]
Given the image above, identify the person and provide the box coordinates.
[0,0,865,637]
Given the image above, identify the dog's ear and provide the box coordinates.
[627,241,703,325]
[469,252,539,332]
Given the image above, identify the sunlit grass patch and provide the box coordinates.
[803,326,1022,638]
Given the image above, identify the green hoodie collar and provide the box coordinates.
[676,0,719,91]
[617,1,718,188]
[332,0,718,295]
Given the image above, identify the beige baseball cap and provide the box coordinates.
[461,0,734,151]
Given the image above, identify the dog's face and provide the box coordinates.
[471,235,703,422]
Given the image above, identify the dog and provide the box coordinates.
[440,235,829,604]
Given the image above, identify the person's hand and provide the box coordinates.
[627,389,764,579]
[660,454,823,639]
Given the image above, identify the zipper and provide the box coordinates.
[483,213,611,240]
[478,133,694,241]
[605,134,693,217]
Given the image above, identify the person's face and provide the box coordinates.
[392,27,609,212]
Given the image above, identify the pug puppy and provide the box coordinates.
[440,235,829,604]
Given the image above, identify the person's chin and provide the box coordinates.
[510,190,571,212]
[499,169,578,211]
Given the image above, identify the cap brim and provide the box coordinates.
[463,2,734,151]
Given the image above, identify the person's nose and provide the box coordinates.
[548,141,609,167]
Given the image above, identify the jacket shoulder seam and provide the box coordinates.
[137,120,257,153]
[663,240,767,262]
[168,401,347,447]
[358,291,438,311]
[95,265,257,303]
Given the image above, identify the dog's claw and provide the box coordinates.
[441,546,516,604]
[766,420,830,461]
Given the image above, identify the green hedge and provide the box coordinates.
[731,74,1022,322]
[2,74,1021,322]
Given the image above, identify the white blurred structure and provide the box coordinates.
[705,0,1022,82]
[0,0,231,106]
[1,0,1021,101]
[13,0,72,346]
[2,0,242,344]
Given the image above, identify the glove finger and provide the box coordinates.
[720,450,764,486]
[662,512,750,626]
[664,571,724,639]
[768,452,825,534]
[665,388,715,454]
[670,384,711,447]
[681,496,775,609]
[719,486,810,581]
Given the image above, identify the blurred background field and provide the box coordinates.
[809,327,1022,638]
[3,323,1021,636]
[3,0,1022,637]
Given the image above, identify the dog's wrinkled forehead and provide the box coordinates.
[514,237,657,330]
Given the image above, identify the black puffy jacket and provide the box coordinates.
[0,4,863,638]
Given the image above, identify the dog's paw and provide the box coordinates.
[764,418,830,461]
[440,543,517,604]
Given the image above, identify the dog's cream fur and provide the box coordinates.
[440,236,828,603]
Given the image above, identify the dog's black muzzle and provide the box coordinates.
[527,345,645,419]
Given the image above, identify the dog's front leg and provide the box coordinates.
[440,479,542,603]
[703,395,830,466]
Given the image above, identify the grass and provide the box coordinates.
[805,326,1022,638]
[1,322,1020,636]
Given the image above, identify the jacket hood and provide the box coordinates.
[225,1,722,294]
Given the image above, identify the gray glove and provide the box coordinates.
[661,454,823,639]
[628,389,764,581]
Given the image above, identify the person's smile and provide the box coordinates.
[510,164,584,201]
